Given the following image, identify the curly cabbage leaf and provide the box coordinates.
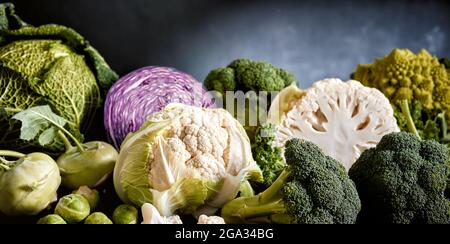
[0,3,117,153]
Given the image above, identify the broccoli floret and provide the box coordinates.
[349,132,450,224]
[221,138,361,224]
[204,59,297,141]
[252,124,285,186]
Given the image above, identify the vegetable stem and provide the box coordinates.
[0,150,25,158]
[400,100,420,139]
[259,168,290,202]
[58,130,74,152]
[0,157,12,170]
[57,129,85,152]
[436,112,450,142]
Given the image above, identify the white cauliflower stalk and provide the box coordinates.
[141,203,183,224]
[141,203,225,224]
[114,103,262,217]
[273,78,399,170]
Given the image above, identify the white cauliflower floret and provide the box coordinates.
[141,203,183,224]
[274,78,399,170]
[141,203,225,224]
[149,107,233,186]
[197,215,225,224]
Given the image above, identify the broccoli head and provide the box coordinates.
[221,138,361,224]
[204,59,297,141]
[349,132,450,224]
[205,58,296,94]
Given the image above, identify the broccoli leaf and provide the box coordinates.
[12,105,67,146]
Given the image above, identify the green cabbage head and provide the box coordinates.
[113,103,263,217]
[0,3,117,152]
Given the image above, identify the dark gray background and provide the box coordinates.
[7,0,450,88]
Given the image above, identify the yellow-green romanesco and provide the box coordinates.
[354,49,450,113]
[353,49,450,144]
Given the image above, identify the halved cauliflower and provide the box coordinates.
[272,78,399,170]
[114,103,262,217]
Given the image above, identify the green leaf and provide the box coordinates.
[12,105,67,146]
[0,3,27,33]
[39,127,59,146]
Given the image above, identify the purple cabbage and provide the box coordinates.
[104,66,215,149]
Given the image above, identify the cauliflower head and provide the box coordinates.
[273,78,399,170]
[114,103,262,217]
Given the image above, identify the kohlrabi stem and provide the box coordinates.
[57,130,74,151]
[0,160,11,171]
[400,100,420,139]
[0,150,25,158]
[0,150,24,171]
[57,130,85,152]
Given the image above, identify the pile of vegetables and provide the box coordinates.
[1,3,449,225]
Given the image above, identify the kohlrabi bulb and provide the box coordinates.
[0,151,61,216]
[57,141,118,189]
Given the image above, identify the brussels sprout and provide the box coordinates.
[37,214,67,224]
[0,150,61,216]
[84,212,113,224]
[55,194,90,223]
[57,141,118,189]
[113,204,138,224]
[72,186,100,210]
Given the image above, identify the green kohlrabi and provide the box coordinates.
[13,105,118,189]
[0,3,117,153]
[0,150,61,216]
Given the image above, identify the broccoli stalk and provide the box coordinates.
[222,138,361,224]
[222,169,293,224]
